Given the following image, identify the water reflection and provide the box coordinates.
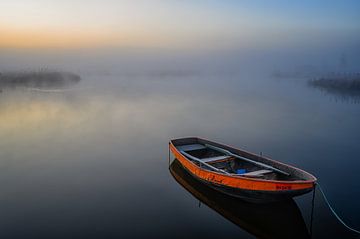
[169,159,310,239]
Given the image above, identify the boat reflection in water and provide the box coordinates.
[170,159,310,239]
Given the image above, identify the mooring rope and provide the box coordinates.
[316,183,360,234]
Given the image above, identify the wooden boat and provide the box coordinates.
[170,159,310,239]
[169,137,317,202]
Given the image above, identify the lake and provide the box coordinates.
[0,51,359,238]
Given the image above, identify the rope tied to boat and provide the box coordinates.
[316,182,360,234]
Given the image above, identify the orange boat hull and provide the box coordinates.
[169,137,316,202]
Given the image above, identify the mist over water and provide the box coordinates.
[0,45,360,238]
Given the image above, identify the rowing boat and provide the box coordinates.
[169,137,317,202]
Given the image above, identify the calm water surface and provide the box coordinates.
[0,55,359,238]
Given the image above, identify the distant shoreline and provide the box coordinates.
[0,70,81,90]
[308,74,360,98]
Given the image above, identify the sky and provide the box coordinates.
[0,0,359,49]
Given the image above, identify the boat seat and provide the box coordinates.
[177,144,206,152]
[180,149,230,163]
[201,155,230,163]
[241,169,273,177]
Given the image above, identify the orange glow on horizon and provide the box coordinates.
[0,24,213,49]
[0,24,240,50]
[0,26,150,49]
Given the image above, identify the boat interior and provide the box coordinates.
[176,143,303,181]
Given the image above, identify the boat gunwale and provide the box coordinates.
[169,137,317,185]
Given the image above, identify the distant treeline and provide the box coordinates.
[0,70,81,90]
[308,73,360,98]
